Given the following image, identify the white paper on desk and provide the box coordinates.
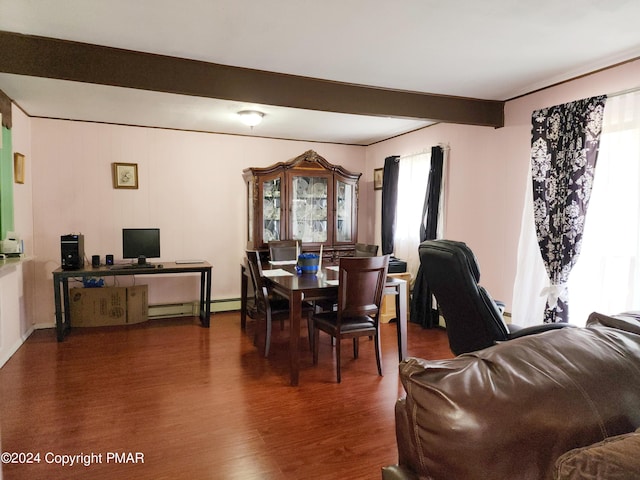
[262,269,294,277]
[269,260,297,266]
[325,279,339,285]
[326,266,339,271]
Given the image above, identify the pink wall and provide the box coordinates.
[366,58,640,311]
[13,58,640,326]
[365,123,518,306]
[28,121,365,323]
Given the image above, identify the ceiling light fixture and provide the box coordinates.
[237,110,264,128]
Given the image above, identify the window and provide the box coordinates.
[394,149,446,280]
[568,91,640,323]
[513,91,640,326]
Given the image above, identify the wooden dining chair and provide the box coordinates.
[311,255,390,382]
[246,251,313,357]
[354,243,379,257]
[246,251,290,357]
[268,240,298,261]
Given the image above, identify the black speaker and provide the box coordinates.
[106,254,114,266]
[92,255,100,268]
[61,234,85,270]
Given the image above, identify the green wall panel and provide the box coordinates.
[0,126,15,240]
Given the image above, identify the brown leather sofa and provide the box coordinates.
[382,312,640,480]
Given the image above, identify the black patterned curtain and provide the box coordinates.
[531,95,607,323]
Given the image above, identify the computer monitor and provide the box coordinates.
[122,228,160,265]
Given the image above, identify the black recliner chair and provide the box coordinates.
[418,239,571,356]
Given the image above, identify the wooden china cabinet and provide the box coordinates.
[243,150,361,260]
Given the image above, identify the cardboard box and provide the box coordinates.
[70,287,127,327]
[70,285,149,327]
[127,285,149,324]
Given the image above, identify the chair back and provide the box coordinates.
[354,243,379,257]
[246,251,269,314]
[337,255,389,321]
[269,240,298,261]
[418,239,509,355]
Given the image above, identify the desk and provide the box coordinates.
[239,262,407,386]
[52,262,212,341]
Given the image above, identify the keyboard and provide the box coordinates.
[175,260,204,264]
[109,264,155,270]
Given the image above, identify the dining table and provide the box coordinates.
[240,259,408,386]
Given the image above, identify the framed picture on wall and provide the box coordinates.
[13,153,25,184]
[373,168,383,190]
[112,162,139,189]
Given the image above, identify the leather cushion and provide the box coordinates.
[313,312,375,332]
[397,324,640,480]
[587,311,640,336]
[554,429,640,479]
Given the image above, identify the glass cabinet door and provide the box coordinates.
[336,180,354,243]
[247,179,254,245]
[290,175,328,243]
[262,177,282,243]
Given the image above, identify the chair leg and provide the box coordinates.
[374,332,382,376]
[307,314,314,352]
[264,311,272,358]
[353,337,359,358]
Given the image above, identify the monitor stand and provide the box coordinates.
[137,255,148,266]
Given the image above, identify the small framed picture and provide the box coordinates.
[14,153,25,184]
[373,168,383,191]
[112,162,138,189]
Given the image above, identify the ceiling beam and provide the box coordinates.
[0,31,504,128]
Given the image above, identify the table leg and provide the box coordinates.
[62,278,71,330]
[202,269,212,327]
[240,265,248,331]
[53,276,64,342]
[289,291,303,386]
[395,280,408,361]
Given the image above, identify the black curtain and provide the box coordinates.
[381,156,400,255]
[411,146,444,327]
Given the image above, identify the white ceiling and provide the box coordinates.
[1,0,640,145]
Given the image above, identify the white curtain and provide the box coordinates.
[511,175,550,326]
[395,151,431,281]
[512,90,640,326]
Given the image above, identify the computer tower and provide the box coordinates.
[61,234,85,270]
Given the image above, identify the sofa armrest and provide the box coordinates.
[507,322,573,338]
[382,398,420,480]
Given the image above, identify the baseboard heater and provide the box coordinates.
[148,298,241,319]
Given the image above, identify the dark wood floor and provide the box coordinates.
[0,312,452,480]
